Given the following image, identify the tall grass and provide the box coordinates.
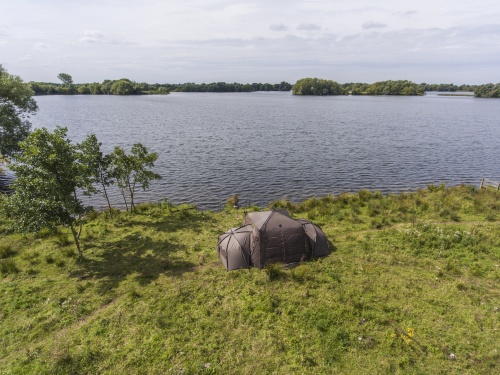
[0,185,499,374]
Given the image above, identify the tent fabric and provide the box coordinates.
[244,209,311,269]
[297,219,330,257]
[218,209,330,270]
[217,225,253,271]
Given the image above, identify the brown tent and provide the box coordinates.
[217,225,253,271]
[243,209,311,268]
[297,219,330,257]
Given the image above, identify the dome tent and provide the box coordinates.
[217,209,330,270]
[217,225,253,271]
[243,209,312,269]
[297,219,330,257]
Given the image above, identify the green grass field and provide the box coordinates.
[1,185,499,374]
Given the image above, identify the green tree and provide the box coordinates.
[0,64,38,156]
[79,134,114,211]
[110,143,161,212]
[110,79,135,95]
[474,83,500,98]
[77,84,91,94]
[292,78,344,95]
[89,83,102,95]
[6,127,92,257]
[57,73,73,85]
[57,73,77,94]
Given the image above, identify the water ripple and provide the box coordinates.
[2,92,499,209]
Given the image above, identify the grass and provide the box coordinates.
[0,186,499,374]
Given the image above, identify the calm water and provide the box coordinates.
[2,92,500,209]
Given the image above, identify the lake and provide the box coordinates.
[2,92,500,210]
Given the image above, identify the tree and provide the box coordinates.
[110,79,135,95]
[0,64,38,156]
[110,143,161,212]
[292,78,344,95]
[57,73,77,94]
[474,83,500,98]
[77,84,91,94]
[57,73,73,86]
[6,127,92,257]
[79,134,114,210]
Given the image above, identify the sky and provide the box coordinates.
[1,0,500,84]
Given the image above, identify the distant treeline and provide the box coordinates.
[29,79,293,95]
[293,78,481,96]
[30,75,497,97]
[30,79,170,96]
[173,81,293,92]
[293,78,427,96]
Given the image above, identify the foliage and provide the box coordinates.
[0,64,38,156]
[56,73,77,94]
[57,73,73,86]
[362,80,425,96]
[79,134,114,210]
[174,81,292,92]
[30,79,171,96]
[110,79,136,95]
[420,83,475,92]
[110,143,161,212]
[29,80,295,95]
[292,77,344,95]
[26,78,488,97]
[5,127,92,256]
[225,194,240,210]
[0,186,499,373]
[474,83,500,98]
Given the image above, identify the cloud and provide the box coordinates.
[297,23,322,31]
[77,29,135,46]
[362,21,387,29]
[0,30,9,36]
[394,10,417,17]
[270,23,288,32]
[33,42,50,50]
[79,29,106,43]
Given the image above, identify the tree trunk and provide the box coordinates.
[70,223,83,258]
[120,187,129,211]
[100,173,112,211]
[128,181,135,212]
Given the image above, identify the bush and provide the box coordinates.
[265,264,286,281]
[226,194,240,209]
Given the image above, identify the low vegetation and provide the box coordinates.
[1,185,499,374]
[292,78,344,96]
[474,83,500,98]
[29,75,293,96]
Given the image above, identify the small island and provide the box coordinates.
[292,78,426,96]
[474,83,500,98]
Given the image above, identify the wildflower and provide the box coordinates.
[449,353,456,360]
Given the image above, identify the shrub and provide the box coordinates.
[268,199,295,212]
[225,194,240,209]
[265,264,286,281]
[358,189,372,201]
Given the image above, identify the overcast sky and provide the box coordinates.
[1,0,500,84]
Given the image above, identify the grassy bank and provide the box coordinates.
[1,185,499,374]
